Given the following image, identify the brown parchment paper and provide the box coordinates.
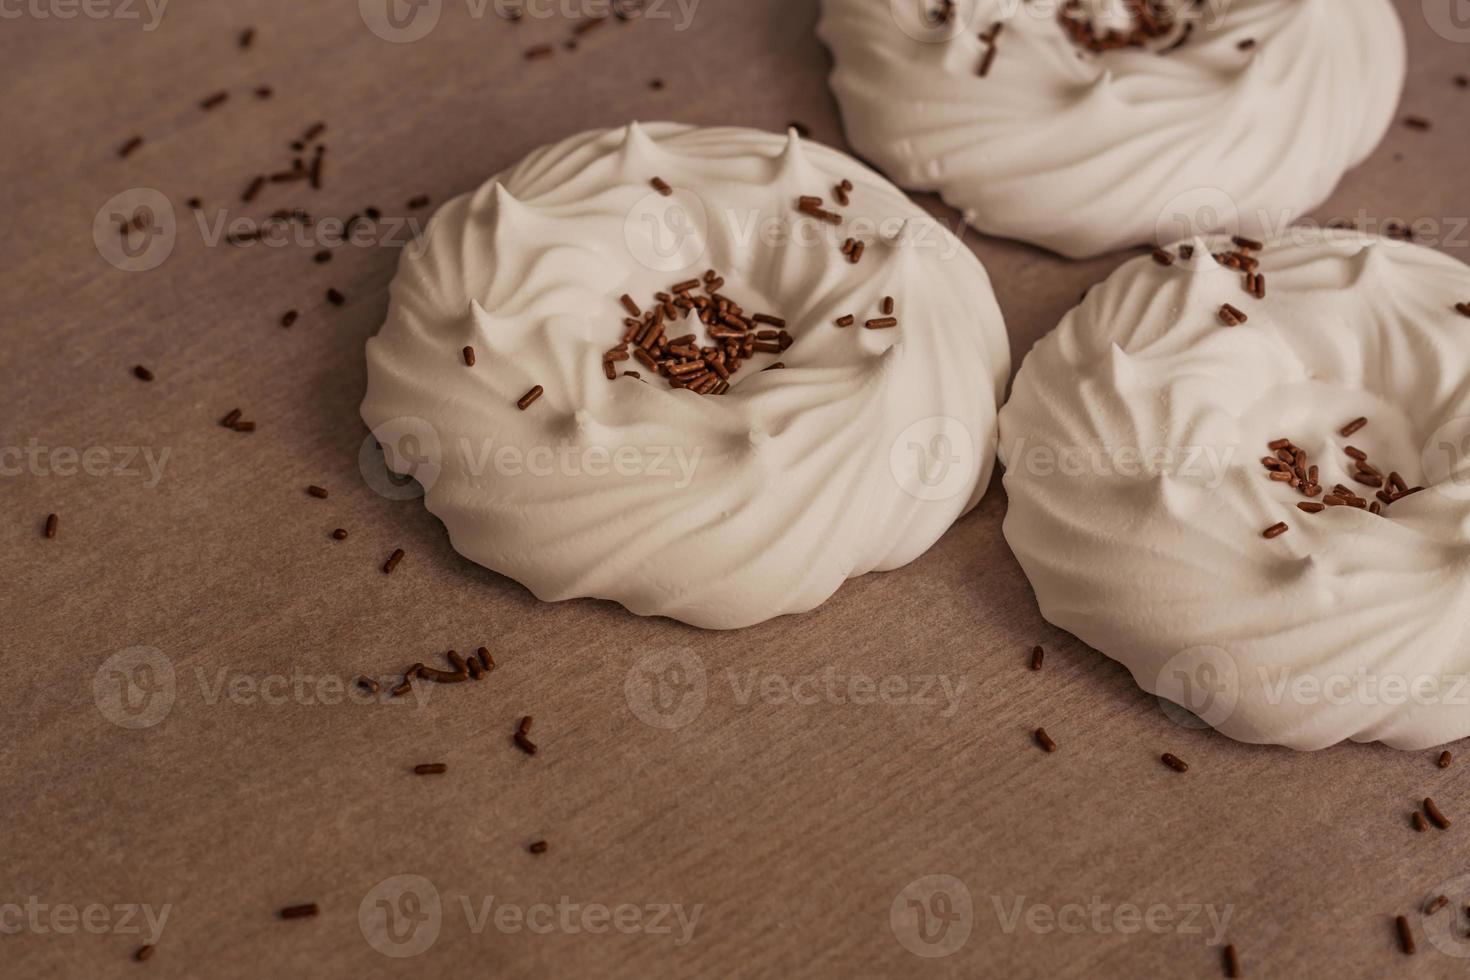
[2,1,1468,977]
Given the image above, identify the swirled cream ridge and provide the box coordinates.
[361,123,1011,629]
[818,0,1405,257]
[999,232,1470,750]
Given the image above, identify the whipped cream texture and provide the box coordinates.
[361,123,1011,629]
[818,0,1406,257]
[999,233,1470,749]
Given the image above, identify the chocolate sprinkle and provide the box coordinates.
[1223,944,1240,978]
[414,763,447,775]
[279,904,319,920]
[1029,645,1044,671]
[1396,914,1415,955]
[133,365,154,382]
[135,945,155,962]
[1161,752,1189,773]
[529,840,549,855]
[1034,727,1057,753]
[383,548,405,574]
[1438,750,1453,769]
[307,485,328,499]
[44,514,58,539]
[1425,797,1451,829]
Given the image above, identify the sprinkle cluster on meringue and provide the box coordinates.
[817,0,1406,258]
[999,232,1470,750]
[361,123,1011,630]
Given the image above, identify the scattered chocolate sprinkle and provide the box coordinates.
[1396,915,1415,955]
[326,288,346,306]
[233,421,257,433]
[407,194,430,209]
[1034,727,1057,753]
[1151,248,1175,266]
[1426,895,1450,916]
[1340,417,1368,438]
[881,297,895,316]
[281,310,299,328]
[1029,646,1044,671]
[849,241,865,264]
[1457,75,1469,89]
[242,175,266,203]
[1425,797,1451,829]
[649,78,664,90]
[528,840,549,855]
[477,647,495,672]
[414,763,447,775]
[1160,752,1189,773]
[357,675,379,693]
[383,548,405,575]
[1263,522,1289,540]
[1236,38,1255,50]
[1297,502,1324,514]
[307,485,328,499]
[1455,302,1470,319]
[1412,811,1429,832]
[1405,116,1432,131]
[135,944,155,962]
[514,727,538,756]
[525,44,554,60]
[463,346,476,366]
[308,146,325,189]
[187,196,203,210]
[650,177,673,197]
[865,317,898,330]
[314,250,331,264]
[620,294,642,317]
[332,528,348,541]
[255,86,273,99]
[835,314,855,328]
[1219,304,1247,327]
[44,514,58,539]
[118,136,143,159]
[133,365,154,382]
[239,27,255,49]
[279,904,319,920]
[1439,750,1453,769]
[1223,944,1240,977]
[201,91,229,111]
[517,386,544,410]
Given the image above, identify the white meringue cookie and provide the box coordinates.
[817,0,1406,258]
[999,232,1470,750]
[361,123,1010,630]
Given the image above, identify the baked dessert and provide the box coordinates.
[999,232,1470,749]
[817,0,1405,257]
[361,123,1011,629]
